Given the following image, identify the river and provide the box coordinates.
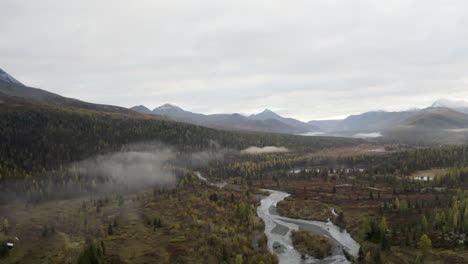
[257,189,360,264]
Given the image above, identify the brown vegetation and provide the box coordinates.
[291,230,332,259]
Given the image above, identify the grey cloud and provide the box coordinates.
[2,0,468,120]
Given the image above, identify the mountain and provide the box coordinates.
[431,98,468,114]
[132,98,468,140]
[130,105,153,114]
[130,105,320,134]
[250,109,320,132]
[153,104,191,116]
[0,70,320,135]
[304,100,468,144]
[153,105,304,134]
[308,120,342,132]
[0,68,146,116]
[384,107,468,144]
[0,68,23,85]
[432,98,468,109]
[249,109,282,120]
[0,82,138,115]
[398,107,468,129]
[202,113,301,134]
[307,99,468,135]
[333,110,419,132]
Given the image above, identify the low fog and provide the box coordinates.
[74,149,176,188]
[241,146,289,154]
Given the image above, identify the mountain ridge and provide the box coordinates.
[0,82,139,116]
[0,68,23,85]
[4,68,468,141]
[132,104,321,134]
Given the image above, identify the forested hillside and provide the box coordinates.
[0,94,362,179]
[0,83,139,115]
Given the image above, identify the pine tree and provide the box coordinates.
[358,247,364,261]
[108,224,114,235]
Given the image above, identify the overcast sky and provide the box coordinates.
[2,0,468,120]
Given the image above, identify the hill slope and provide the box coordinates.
[0,82,139,115]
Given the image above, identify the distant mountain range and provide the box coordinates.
[131,104,319,134]
[328,110,419,133]
[2,67,468,144]
[133,98,468,143]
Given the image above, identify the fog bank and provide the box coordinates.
[74,150,176,188]
[241,146,289,154]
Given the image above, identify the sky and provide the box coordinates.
[2,0,468,121]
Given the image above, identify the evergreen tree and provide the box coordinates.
[108,224,113,236]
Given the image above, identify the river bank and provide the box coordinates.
[257,189,360,264]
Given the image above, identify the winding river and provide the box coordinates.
[257,190,360,264]
[193,172,359,263]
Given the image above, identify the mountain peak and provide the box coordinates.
[130,105,152,114]
[153,103,184,112]
[432,98,468,109]
[250,109,282,120]
[0,68,23,85]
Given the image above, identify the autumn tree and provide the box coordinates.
[417,234,432,257]
[235,254,243,264]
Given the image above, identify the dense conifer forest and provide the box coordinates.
[0,100,361,180]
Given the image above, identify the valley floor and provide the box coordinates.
[0,177,277,264]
